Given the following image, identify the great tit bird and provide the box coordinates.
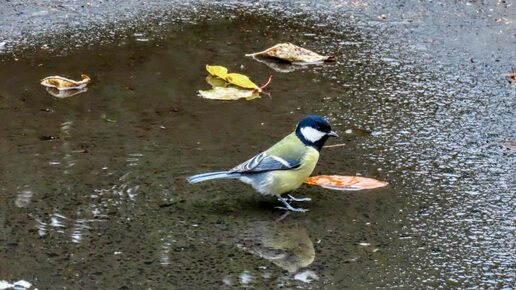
[187,115,338,212]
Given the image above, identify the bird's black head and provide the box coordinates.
[295,115,338,151]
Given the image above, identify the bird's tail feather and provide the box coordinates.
[187,171,240,184]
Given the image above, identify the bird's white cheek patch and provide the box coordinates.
[300,127,326,142]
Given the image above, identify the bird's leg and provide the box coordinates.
[286,193,311,202]
[275,196,308,212]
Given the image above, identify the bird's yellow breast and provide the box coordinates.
[269,147,319,195]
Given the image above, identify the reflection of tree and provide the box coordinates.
[236,220,315,273]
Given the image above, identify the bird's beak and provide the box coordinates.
[328,131,339,137]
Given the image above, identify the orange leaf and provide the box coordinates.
[304,175,388,191]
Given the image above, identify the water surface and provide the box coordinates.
[1,3,514,289]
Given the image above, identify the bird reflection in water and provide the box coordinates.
[235,215,315,274]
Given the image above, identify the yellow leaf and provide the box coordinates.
[246,43,334,63]
[40,74,91,90]
[206,65,228,79]
[225,73,260,91]
[198,87,260,101]
[205,75,228,88]
[304,175,388,191]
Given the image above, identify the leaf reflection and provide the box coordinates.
[45,87,88,98]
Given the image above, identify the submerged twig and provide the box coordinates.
[324,143,346,148]
[275,211,290,222]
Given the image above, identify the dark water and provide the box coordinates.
[1,2,515,289]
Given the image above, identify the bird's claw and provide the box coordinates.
[286,194,311,202]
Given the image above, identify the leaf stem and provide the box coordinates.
[259,75,273,90]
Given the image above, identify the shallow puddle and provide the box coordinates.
[0,5,514,289]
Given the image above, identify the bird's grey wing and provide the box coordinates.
[229,152,300,173]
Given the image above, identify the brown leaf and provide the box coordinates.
[246,43,335,63]
[304,175,388,191]
[505,69,516,85]
[501,141,516,150]
[40,74,91,90]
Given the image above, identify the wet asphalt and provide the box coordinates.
[0,0,515,289]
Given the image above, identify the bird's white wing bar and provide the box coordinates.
[271,156,291,167]
[229,152,267,172]
[229,152,299,173]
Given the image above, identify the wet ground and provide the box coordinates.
[1,1,515,289]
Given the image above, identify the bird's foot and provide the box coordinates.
[286,194,311,202]
[276,196,309,212]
